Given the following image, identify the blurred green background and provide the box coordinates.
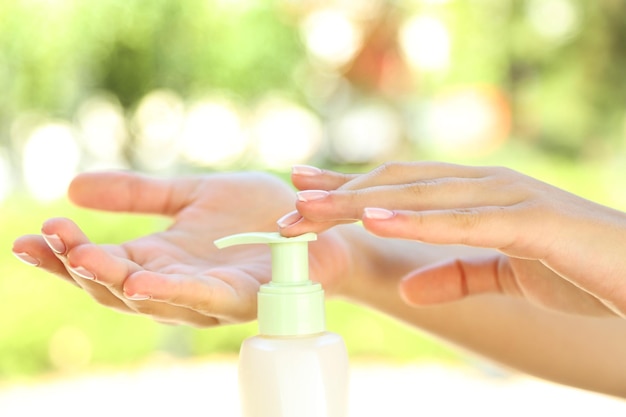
[1,0,626,382]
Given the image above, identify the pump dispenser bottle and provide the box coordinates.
[214,232,349,417]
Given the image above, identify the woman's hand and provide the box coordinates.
[279,162,626,317]
[12,171,350,327]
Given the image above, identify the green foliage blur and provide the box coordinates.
[2,0,625,157]
[2,0,626,382]
[0,0,302,116]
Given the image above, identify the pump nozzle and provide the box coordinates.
[214,231,316,247]
[215,232,316,286]
[214,232,324,336]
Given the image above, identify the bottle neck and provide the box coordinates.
[257,282,326,336]
[269,242,309,285]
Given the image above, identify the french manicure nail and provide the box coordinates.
[68,265,95,280]
[292,165,323,176]
[13,251,40,266]
[297,190,329,202]
[124,292,151,301]
[42,233,66,254]
[277,210,303,228]
[363,207,395,220]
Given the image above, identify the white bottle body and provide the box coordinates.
[239,331,349,417]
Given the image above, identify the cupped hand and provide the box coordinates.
[279,162,626,317]
[12,171,350,327]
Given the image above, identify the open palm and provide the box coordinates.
[13,171,349,327]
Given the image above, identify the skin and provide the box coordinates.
[280,161,626,318]
[11,166,626,397]
[12,171,353,327]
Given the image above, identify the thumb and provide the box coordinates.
[68,171,199,216]
[399,255,510,306]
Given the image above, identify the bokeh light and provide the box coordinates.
[131,90,185,172]
[329,100,402,164]
[526,0,580,43]
[421,86,511,156]
[301,8,363,68]
[251,98,324,169]
[399,14,450,72]
[75,93,128,170]
[179,99,249,168]
[22,122,81,201]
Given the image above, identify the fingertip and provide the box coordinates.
[278,217,338,238]
[296,190,330,202]
[292,165,323,177]
[65,243,104,272]
[276,210,303,229]
[41,232,66,254]
[12,234,38,255]
[12,250,40,267]
[40,219,67,255]
[12,234,80,285]
[363,207,395,220]
[124,290,151,301]
[69,170,153,212]
[68,170,130,205]
[13,234,53,261]
[41,217,91,257]
[291,166,354,191]
[41,217,78,237]
[398,274,423,306]
[123,270,165,300]
[67,171,100,204]
[40,216,66,232]
[399,264,462,307]
[278,221,309,238]
[361,210,420,241]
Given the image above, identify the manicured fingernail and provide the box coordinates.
[277,210,303,228]
[124,291,151,301]
[363,207,395,220]
[42,233,66,254]
[13,251,40,266]
[68,265,95,280]
[297,190,329,202]
[292,165,322,176]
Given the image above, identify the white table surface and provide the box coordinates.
[0,360,624,416]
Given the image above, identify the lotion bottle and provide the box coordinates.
[214,232,349,417]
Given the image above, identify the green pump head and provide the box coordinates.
[214,232,325,336]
